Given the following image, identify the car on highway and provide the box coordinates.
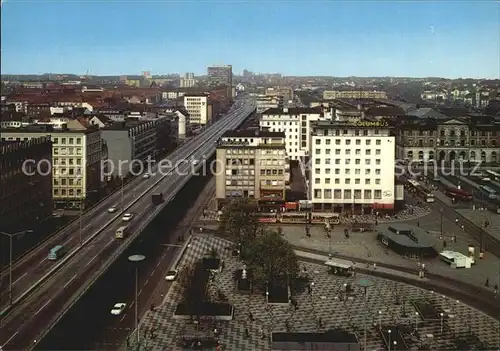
[122,213,134,222]
[143,173,150,179]
[110,303,127,315]
[192,160,199,166]
[108,206,117,213]
[165,270,178,281]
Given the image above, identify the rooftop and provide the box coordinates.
[376,223,437,248]
[222,130,285,138]
[262,107,322,115]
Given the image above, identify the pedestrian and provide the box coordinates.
[244,328,249,337]
[485,278,489,287]
[494,284,498,295]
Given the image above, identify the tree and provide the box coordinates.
[218,199,261,245]
[242,230,299,286]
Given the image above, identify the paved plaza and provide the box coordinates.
[129,235,499,351]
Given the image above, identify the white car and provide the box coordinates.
[122,213,133,222]
[108,207,117,213]
[192,160,199,166]
[165,270,178,281]
[110,302,127,315]
[143,174,150,179]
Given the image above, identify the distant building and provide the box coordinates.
[266,86,294,102]
[180,73,195,88]
[323,90,388,100]
[184,93,210,125]
[215,130,287,211]
[0,137,53,233]
[207,65,233,98]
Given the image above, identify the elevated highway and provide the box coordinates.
[0,99,255,350]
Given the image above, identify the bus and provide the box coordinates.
[311,213,341,225]
[479,185,497,200]
[279,212,308,224]
[258,213,278,223]
[486,170,500,181]
[48,245,66,261]
[406,179,435,203]
[115,225,129,239]
[444,187,473,201]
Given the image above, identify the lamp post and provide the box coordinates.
[415,311,420,331]
[79,190,99,245]
[388,329,392,349]
[1,229,33,305]
[393,340,397,351]
[128,254,145,346]
[440,312,444,334]
[378,310,382,329]
[121,176,125,210]
[440,209,443,239]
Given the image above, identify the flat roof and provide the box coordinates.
[376,223,437,248]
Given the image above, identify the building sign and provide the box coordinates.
[383,190,392,197]
[354,121,389,127]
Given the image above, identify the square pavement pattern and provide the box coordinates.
[128,235,499,351]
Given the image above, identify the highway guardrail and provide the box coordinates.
[1,108,254,321]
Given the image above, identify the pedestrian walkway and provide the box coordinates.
[126,235,499,351]
[456,208,500,240]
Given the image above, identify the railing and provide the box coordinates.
[24,108,255,349]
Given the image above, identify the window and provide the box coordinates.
[315,139,321,145]
[375,149,381,155]
[355,159,360,165]
[366,139,371,145]
[335,139,341,145]
[375,179,381,185]
[365,149,371,155]
[344,190,352,199]
[346,139,351,145]
[345,149,351,155]
[335,149,341,155]
[375,169,381,175]
[324,189,332,199]
[314,189,322,198]
[345,159,350,165]
[345,178,351,184]
[315,168,321,174]
[375,139,381,145]
[365,178,371,185]
[375,159,381,165]
[335,168,340,174]
[335,178,340,184]
[355,178,360,184]
[354,190,361,199]
[315,159,321,164]
[325,158,331,164]
[315,149,321,154]
[334,189,342,199]
[374,190,382,199]
[325,178,331,184]
[355,149,361,155]
[364,190,372,199]
[315,178,320,184]
[355,139,361,145]
[345,169,351,175]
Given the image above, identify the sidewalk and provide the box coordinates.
[280,222,500,290]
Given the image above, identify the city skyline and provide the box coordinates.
[1,1,499,78]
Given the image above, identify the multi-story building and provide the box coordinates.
[215,130,287,210]
[207,65,232,88]
[184,93,210,125]
[0,124,103,209]
[323,90,388,100]
[101,119,161,177]
[260,107,330,161]
[0,137,53,233]
[256,95,283,113]
[395,115,500,164]
[309,120,396,213]
[265,86,294,102]
[180,73,195,88]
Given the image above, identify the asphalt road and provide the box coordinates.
[34,171,214,350]
[0,99,255,350]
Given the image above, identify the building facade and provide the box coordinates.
[1,124,103,209]
[101,120,159,177]
[323,90,388,100]
[309,120,396,213]
[180,73,195,88]
[395,116,500,164]
[265,86,294,102]
[207,65,232,88]
[184,94,210,125]
[215,130,287,210]
[260,107,330,161]
[0,137,53,232]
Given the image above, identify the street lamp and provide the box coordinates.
[0,229,33,305]
[378,310,382,329]
[440,312,444,334]
[393,340,397,350]
[128,254,145,345]
[388,329,392,349]
[415,311,420,331]
[79,190,99,245]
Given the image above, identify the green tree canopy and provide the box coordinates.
[218,199,261,245]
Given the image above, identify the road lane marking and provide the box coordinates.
[144,279,149,286]
[130,301,134,308]
[34,298,52,316]
[149,270,155,277]
[63,274,78,289]
[139,287,144,296]
[86,255,97,267]
[13,272,28,285]
[156,261,160,267]
[120,313,127,323]
[2,331,19,348]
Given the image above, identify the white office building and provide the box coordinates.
[259,107,331,161]
[184,93,209,125]
[309,120,395,213]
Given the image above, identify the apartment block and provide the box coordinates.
[0,137,53,232]
[309,120,395,213]
[260,107,331,161]
[184,93,210,125]
[215,130,287,210]
[1,124,103,209]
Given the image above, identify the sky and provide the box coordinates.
[1,0,499,78]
